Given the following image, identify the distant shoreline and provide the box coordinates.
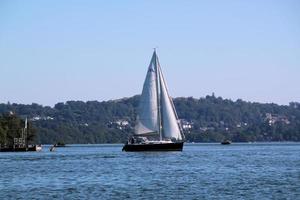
[1,95,300,144]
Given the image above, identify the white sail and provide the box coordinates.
[135,53,159,135]
[24,117,27,129]
[157,61,183,140]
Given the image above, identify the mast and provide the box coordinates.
[24,117,27,147]
[154,49,162,141]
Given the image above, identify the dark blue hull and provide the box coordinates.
[122,142,184,152]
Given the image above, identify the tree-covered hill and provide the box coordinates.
[1,95,299,144]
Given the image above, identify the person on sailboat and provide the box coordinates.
[130,137,135,144]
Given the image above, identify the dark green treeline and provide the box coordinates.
[0,95,299,144]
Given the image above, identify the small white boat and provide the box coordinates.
[50,146,56,152]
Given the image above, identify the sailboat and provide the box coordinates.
[122,50,185,151]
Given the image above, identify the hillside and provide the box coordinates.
[1,95,300,144]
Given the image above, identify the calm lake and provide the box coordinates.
[0,143,299,199]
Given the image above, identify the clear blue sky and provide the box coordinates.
[0,0,299,106]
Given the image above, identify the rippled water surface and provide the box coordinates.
[1,143,300,199]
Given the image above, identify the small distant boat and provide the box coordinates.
[122,50,185,152]
[50,145,56,152]
[28,144,42,151]
[221,140,232,145]
[54,142,66,147]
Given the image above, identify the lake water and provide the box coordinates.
[0,143,299,199]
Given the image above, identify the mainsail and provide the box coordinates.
[135,50,183,141]
[135,53,159,135]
